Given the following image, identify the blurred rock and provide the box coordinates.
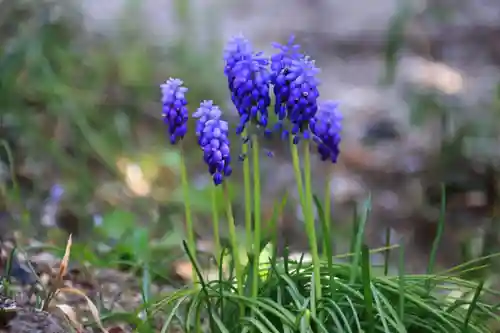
[397,56,464,95]
[2,306,69,333]
[0,243,37,285]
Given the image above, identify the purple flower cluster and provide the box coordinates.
[310,101,342,163]
[270,36,320,143]
[193,101,233,185]
[161,78,189,144]
[224,35,271,134]
[269,36,303,123]
[160,34,341,186]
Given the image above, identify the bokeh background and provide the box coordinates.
[2,0,500,285]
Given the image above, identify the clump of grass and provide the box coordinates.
[154,200,499,333]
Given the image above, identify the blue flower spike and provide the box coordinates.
[224,34,272,134]
[270,36,321,143]
[193,100,233,185]
[310,100,342,163]
[160,78,189,144]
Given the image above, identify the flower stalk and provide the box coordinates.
[310,100,342,258]
[222,182,244,315]
[323,166,333,259]
[303,142,322,304]
[251,134,262,299]
[160,78,197,283]
[242,131,253,252]
[211,183,221,264]
[179,146,198,284]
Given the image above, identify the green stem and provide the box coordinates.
[252,135,262,300]
[303,142,322,306]
[289,138,320,316]
[322,166,336,299]
[289,137,306,215]
[211,186,221,263]
[242,130,253,252]
[179,146,197,284]
[222,182,244,311]
[323,167,332,258]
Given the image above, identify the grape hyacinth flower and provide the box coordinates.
[271,36,320,143]
[310,101,342,163]
[193,101,232,185]
[270,36,303,126]
[160,78,189,144]
[224,35,271,134]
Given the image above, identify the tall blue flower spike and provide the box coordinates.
[193,100,233,185]
[224,34,271,135]
[160,78,189,144]
[310,101,342,163]
[270,36,320,143]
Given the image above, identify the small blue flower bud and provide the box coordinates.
[193,101,233,185]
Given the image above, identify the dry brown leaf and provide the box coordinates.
[58,234,72,282]
[57,287,108,333]
[55,303,83,332]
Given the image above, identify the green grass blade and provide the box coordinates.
[350,197,371,283]
[181,240,216,333]
[463,279,485,331]
[361,244,375,333]
[383,227,391,276]
[241,317,275,333]
[159,296,189,333]
[321,299,353,333]
[398,242,406,321]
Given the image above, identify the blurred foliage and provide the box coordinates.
[0,0,232,237]
[382,0,413,85]
[380,0,500,289]
[384,0,500,166]
[0,0,258,291]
